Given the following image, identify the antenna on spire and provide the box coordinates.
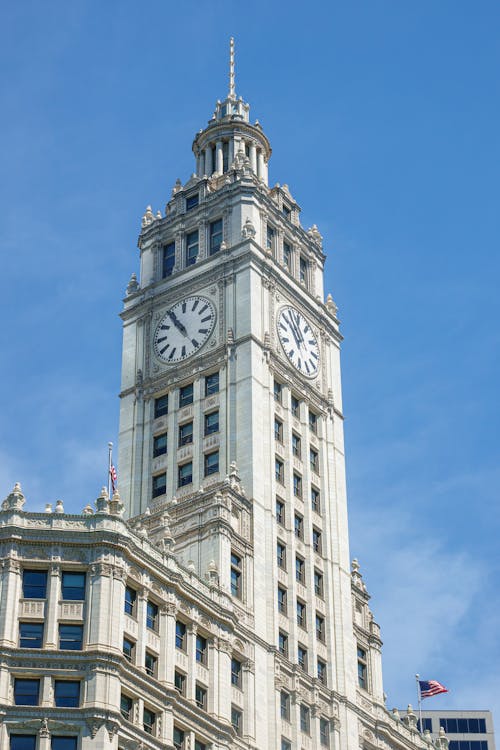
[229,36,236,99]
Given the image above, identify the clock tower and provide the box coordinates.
[117,39,388,749]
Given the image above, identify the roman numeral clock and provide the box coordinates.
[277,304,320,378]
[153,295,217,364]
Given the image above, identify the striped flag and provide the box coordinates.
[419,680,448,699]
[109,465,117,493]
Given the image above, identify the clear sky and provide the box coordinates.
[1,0,499,724]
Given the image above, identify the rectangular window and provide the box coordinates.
[194,741,206,750]
[154,394,168,418]
[310,448,319,472]
[276,498,285,525]
[275,458,284,484]
[120,693,133,720]
[357,646,367,689]
[296,600,306,628]
[280,690,290,720]
[19,622,43,648]
[22,570,47,599]
[210,218,223,255]
[179,383,194,407]
[298,644,308,671]
[313,528,322,554]
[178,421,193,446]
[143,707,156,734]
[204,450,219,476]
[283,241,292,269]
[282,204,291,220]
[145,650,157,677]
[291,395,300,417]
[317,658,327,685]
[10,737,37,750]
[295,556,305,583]
[278,630,288,657]
[174,670,186,694]
[162,241,175,278]
[292,433,301,458]
[146,601,158,630]
[231,552,242,598]
[51,739,78,750]
[309,410,318,433]
[205,372,219,395]
[300,704,310,733]
[320,718,330,746]
[173,728,185,750]
[277,542,286,570]
[178,462,193,487]
[277,585,287,614]
[153,432,167,457]
[186,230,199,265]
[300,256,307,285]
[316,613,325,642]
[196,634,207,664]
[186,193,199,210]
[54,680,80,707]
[274,380,283,403]
[311,487,321,513]
[293,473,302,498]
[281,740,292,750]
[204,410,219,435]
[267,225,275,250]
[175,621,186,650]
[61,571,86,600]
[14,678,40,705]
[231,657,242,687]
[294,513,304,539]
[123,637,135,662]
[152,472,167,498]
[314,569,324,596]
[418,719,433,732]
[195,683,207,709]
[274,418,283,442]
[59,624,83,650]
[231,706,242,736]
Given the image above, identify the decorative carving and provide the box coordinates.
[2,482,26,511]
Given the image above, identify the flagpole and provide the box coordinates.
[107,442,113,498]
[416,674,423,734]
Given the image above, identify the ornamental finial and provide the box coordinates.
[229,37,236,99]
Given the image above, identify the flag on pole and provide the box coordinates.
[109,464,117,493]
[419,680,448,698]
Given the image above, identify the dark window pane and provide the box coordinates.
[204,451,219,476]
[205,372,219,395]
[154,394,168,418]
[186,194,199,210]
[175,621,186,650]
[210,219,223,255]
[61,572,86,600]
[204,411,219,435]
[163,242,175,278]
[19,622,43,648]
[51,739,78,750]
[186,231,199,266]
[152,473,167,498]
[153,433,167,457]
[121,693,133,720]
[10,738,37,750]
[146,601,158,630]
[23,570,47,599]
[14,679,40,705]
[59,624,83,650]
[178,462,193,487]
[55,680,80,707]
[179,384,194,407]
[124,586,136,616]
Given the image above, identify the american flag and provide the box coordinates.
[419,680,448,698]
[109,464,117,492]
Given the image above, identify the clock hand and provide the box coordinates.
[292,311,305,345]
[168,311,188,337]
[288,314,303,349]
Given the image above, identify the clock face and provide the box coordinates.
[277,306,320,378]
[154,296,216,363]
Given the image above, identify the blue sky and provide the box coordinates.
[1,0,499,724]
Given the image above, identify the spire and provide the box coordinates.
[228,36,236,99]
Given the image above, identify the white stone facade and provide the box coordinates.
[1,41,447,750]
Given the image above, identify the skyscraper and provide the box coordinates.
[0,40,442,750]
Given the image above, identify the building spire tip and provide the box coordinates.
[229,36,236,99]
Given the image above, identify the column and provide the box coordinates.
[257,150,264,180]
[87,563,113,648]
[110,566,126,656]
[196,154,201,177]
[164,603,177,684]
[136,588,148,669]
[249,143,257,173]
[158,604,169,683]
[44,563,61,650]
[0,558,21,646]
[243,660,256,741]
[217,639,232,723]
[186,623,197,700]
[205,145,213,176]
[216,140,223,174]
[208,637,219,715]
[228,138,234,168]
[263,158,269,185]
[38,723,51,750]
